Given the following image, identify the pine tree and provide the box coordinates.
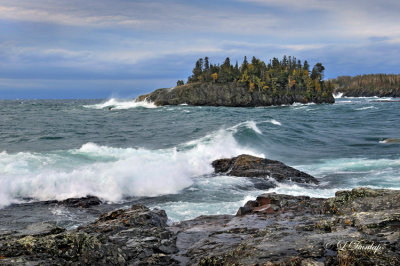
[240,56,248,74]
[204,57,210,71]
[303,60,310,72]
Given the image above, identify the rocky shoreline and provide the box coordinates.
[136,82,335,107]
[336,88,400,98]
[1,156,399,265]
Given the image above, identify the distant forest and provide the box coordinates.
[333,74,400,96]
[334,74,400,89]
[177,56,334,98]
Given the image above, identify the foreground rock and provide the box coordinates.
[172,187,400,265]
[1,188,399,265]
[0,205,179,265]
[212,154,319,184]
[136,82,334,107]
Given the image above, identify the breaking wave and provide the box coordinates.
[0,121,263,208]
[333,92,343,98]
[83,98,157,110]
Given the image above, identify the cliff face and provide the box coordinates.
[136,82,335,107]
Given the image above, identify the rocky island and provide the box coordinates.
[136,56,335,107]
[1,155,399,265]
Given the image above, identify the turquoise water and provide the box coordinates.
[0,97,399,222]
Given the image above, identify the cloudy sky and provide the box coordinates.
[1,0,399,99]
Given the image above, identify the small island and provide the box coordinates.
[136,56,335,107]
[333,74,400,97]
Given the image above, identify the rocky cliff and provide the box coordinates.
[136,82,335,107]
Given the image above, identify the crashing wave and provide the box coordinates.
[0,121,264,208]
[83,98,157,110]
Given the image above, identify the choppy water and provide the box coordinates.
[0,97,399,229]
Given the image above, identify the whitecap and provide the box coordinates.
[83,98,157,110]
[227,120,263,134]
[379,138,400,144]
[355,106,376,111]
[260,119,281,126]
[333,92,343,98]
[0,122,263,208]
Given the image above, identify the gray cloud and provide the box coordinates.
[0,0,399,98]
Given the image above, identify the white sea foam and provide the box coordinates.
[269,183,339,198]
[260,119,281,126]
[355,106,376,111]
[151,176,266,221]
[298,157,400,174]
[291,102,315,106]
[270,119,281,126]
[0,122,263,208]
[296,158,400,190]
[83,98,157,110]
[369,97,393,101]
[227,120,263,134]
[379,138,400,144]
[333,92,343,98]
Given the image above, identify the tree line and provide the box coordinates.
[177,56,333,98]
[333,74,400,92]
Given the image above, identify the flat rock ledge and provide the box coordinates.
[212,154,319,185]
[1,187,399,265]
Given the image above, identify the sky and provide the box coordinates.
[0,0,399,99]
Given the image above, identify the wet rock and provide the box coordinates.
[42,196,102,208]
[58,196,102,208]
[0,205,179,265]
[170,187,400,265]
[1,188,399,265]
[212,154,319,184]
[14,222,65,237]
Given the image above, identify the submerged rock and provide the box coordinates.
[212,154,319,184]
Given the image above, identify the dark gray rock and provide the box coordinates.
[1,188,399,265]
[212,154,319,184]
[58,196,102,208]
[170,187,400,265]
[43,195,102,208]
[0,205,179,265]
[136,82,335,107]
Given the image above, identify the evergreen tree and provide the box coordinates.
[219,57,233,83]
[191,58,204,81]
[240,56,248,73]
[303,60,310,72]
[185,56,331,99]
[234,61,240,80]
[282,55,288,68]
[204,57,210,71]
[311,63,325,81]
